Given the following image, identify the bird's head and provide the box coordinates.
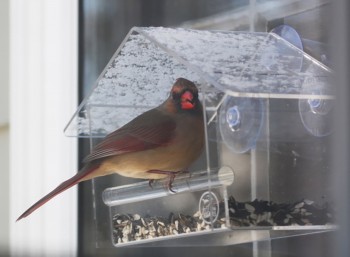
[168,78,201,113]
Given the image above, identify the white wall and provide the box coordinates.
[9,1,78,256]
[0,0,10,255]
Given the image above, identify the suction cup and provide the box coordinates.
[219,96,264,153]
[271,25,303,51]
[299,95,333,137]
[270,25,333,137]
[267,25,304,72]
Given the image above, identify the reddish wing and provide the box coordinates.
[83,108,176,163]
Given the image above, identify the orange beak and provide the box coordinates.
[181,91,195,110]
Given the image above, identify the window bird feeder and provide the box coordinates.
[65,27,335,247]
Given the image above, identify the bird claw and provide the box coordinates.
[147,170,187,193]
[148,179,155,189]
[167,173,176,193]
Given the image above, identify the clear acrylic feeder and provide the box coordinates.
[65,27,335,247]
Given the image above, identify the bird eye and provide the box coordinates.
[172,91,180,100]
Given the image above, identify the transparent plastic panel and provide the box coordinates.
[138,27,332,98]
[64,27,333,138]
[65,29,199,137]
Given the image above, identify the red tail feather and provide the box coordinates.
[16,164,99,221]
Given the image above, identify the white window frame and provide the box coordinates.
[9,1,78,256]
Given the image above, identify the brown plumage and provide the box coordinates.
[17,78,204,221]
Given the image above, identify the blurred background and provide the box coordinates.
[1,0,349,256]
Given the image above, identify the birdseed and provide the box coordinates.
[112,196,334,245]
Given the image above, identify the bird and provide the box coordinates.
[16,78,204,221]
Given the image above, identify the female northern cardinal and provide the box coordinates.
[17,78,204,221]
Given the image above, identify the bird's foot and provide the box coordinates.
[147,170,185,193]
[148,179,155,189]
